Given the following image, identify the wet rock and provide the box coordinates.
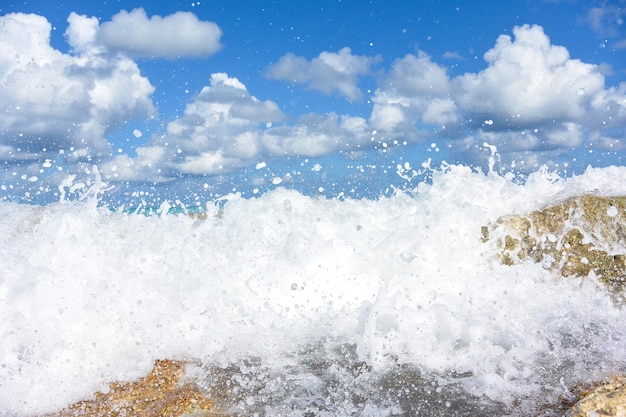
[568,377,626,417]
[482,195,626,292]
[50,359,217,417]
[188,211,209,221]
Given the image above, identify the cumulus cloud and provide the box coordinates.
[102,73,372,180]
[102,146,168,183]
[0,7,222,168]
[266,47,380,100]
[3,12,625,193]
[262,113,370,157]
[371,24,626,170]
[370,51,456,134]
[97,8,223,59]
[455,24,605,126]
[161,73,286,174]
[0,12,155,162]
[104,73,288,179]
[104,24,626,182]
[65,12,102,55]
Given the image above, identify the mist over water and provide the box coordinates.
[1,164,626,416]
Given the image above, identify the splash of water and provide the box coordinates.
[1,164,626,416]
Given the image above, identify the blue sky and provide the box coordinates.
[1,0,625,204]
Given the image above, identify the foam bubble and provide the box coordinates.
[1,165,626,416]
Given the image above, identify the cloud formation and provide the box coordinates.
[104,73,287,179]
[97,8,223,59]
[0,12,155,162]
[0,8,222,170]
[159,73,286,175]
[371,24,626,169]
[586,4,626,40]
[266,47,380,100]
[1,12,625,195]
[370,51,456,134]
[455,25,605,125]
[103,73,372,180]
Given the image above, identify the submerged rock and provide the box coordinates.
[482,195,626,292]
[568,377,626,417]
[50,359,217,417]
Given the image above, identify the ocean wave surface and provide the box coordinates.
[1,165,626,416]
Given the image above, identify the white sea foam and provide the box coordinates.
[1,164,626,416]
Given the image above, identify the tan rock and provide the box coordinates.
[483,195,626,292]
[50,359,217,417]
[188,211,209,221]
[568,377,626,417]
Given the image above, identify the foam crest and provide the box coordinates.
[1,165,626,416]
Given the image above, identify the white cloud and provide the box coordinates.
[0,13,155,161]
[370,24,626,170]
[382,52,451,97]
[455,24,605,125]
[370,52,455,133]
[102,73,373,180]
[467,122,582,156]
[262,113,370,157]
[588,82,626,129]
[3,13,625,190]
[422,98,458,125]
[104,73,288,179]
[101,146,168,182]
[65,13,102,55]
[100,24,626,182]
[165,74,370,169]
[586,5,626,38]
[166,72,286,135]
[97,8,222,59]
[369,102,406,132]
[266,47,379,100]
[588,130,626,151]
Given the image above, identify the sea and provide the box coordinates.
[1,163,626,417]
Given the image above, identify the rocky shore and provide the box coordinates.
[482,194,626,416]
[47,360,217,417]
[567,377,626,417]
[45,359,626,417]
[482,195,626,295]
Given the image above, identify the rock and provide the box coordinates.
[50,359,217,417]
[568,377,626,417]
[482,195,626,293]
[188,211,209,220]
